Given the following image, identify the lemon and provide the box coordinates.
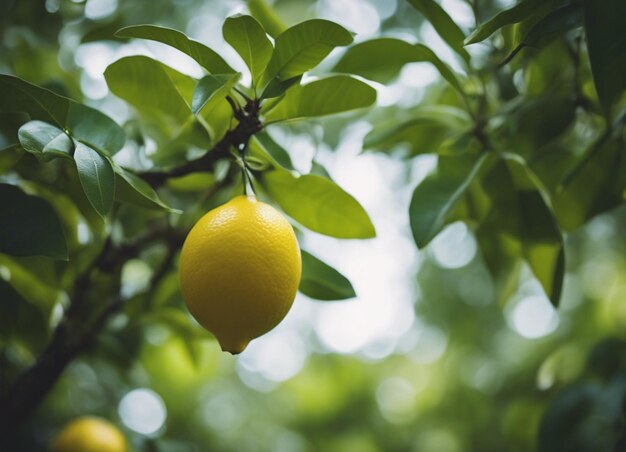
[179,195,301,354]
[52,417,127,452]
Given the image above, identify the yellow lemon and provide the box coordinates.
[52,417,127,452]
[179,195,301,354]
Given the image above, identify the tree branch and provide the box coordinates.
[0,225,178,440]
[0,98,262,443]
[138,99,263,187]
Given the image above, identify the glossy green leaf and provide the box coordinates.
[410,153,488,248]
[0,183,67,260]
[465,0,544,45]
[583,0,626,117]
[247,0,287,38]
[523,4,583,45]
[74,142,115,217]
[115,24,235,74]
[114,165,180,212]
[18,120,73,160]
[333,38,425,84]
[223,14,273,86]
[104,55,195,129]
[481,154,565,306]
[407,0,470,63]
[262,19,353,85]
[263,170,376,239]
[300,250,356,301]
[263,75,376,123]
[502,4,583,66]
[192,73,241,116]
[249,130,294,170]
[260,75,302,99]
[0,74,125,155]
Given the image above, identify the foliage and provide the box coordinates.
[0,0,625,450]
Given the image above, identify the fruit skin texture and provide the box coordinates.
[179,195,302,354]
[52,416,127,452]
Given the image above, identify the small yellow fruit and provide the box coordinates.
[179,195,301,353]
[52,417,127,452]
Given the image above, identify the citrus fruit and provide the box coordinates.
[52,416,127,452]
[179,195,301,354]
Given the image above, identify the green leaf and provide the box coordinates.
[300,250,356,301]
[523,4,583,45]
[166,172,215,192]
[262,19,353,85]
[0,183,67,260]
[114,165,180,212]
[407,0,470,63]
[0,74,125,155]
[364,106,471,156]
[583,0,626,117]
[333,39,466,97]
[18,120,73,160]
[476,223,524,307]
[413,44,466,97]
[104,55,195,129]
[333,38,424,84]
[115,24,235,74]
[410,153,488,248]
[465,0,544,45]
[260,75,301,99]
[247,0,287,38]
[496,96,576,156]
[263,75,376,123]
[191,73,241,116]
[0,254,64,312]
[74,142,115,217]
[0,276,49,351]
[249,130,294,170]
[502,4,583,66]
[554,135,626,231]
[262,170,376,239]
[481,154,565,306]
[223,14,273,86]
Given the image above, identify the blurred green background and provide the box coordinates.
[2,0,626,450]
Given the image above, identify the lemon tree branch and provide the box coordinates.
[138,98,263,187]
[0,226,183,440]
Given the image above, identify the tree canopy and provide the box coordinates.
[1,0,626,450]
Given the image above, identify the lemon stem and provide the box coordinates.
[237,142,256,196]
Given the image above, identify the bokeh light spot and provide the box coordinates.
[509,295,559,339]
[118,388,167,436]
[430,222,477,269]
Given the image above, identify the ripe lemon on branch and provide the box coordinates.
[179,195,302,354]
[53,417,127,452]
